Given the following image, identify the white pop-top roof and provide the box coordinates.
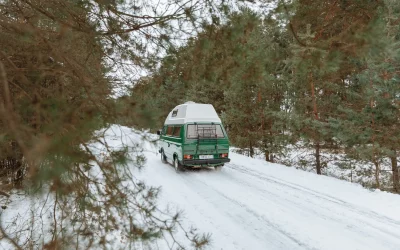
[164,102,221,125]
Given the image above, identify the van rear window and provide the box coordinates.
[187,124,224,139]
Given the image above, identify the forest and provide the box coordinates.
[123,1,400,192]
[0,0,399,249]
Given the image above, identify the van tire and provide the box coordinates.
[174,157,184,172]
[160,150,167,163]
[214,166,223,171]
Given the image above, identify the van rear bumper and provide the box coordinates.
[182,158,230,166]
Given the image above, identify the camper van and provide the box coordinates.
[157,102,230,171]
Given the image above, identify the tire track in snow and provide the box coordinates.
[178,171,314,250]
[143,156,263,250]
[186,169,400,250]
[216,167,378,235]
[228,163,400,226]
[226,163,400,245]
[222,165,400,249]
[144,149,400,250]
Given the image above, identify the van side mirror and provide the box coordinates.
[157,130,161,135]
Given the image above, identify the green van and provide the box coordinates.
[157,102,230,171]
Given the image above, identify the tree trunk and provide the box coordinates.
[249,140,254,158]
[264,150,275,163]
[315,141,321,175]
[265,150,270,162]
[369,72,380,189]
[390,149,399,193]
[373,158,381,189]
[310,71,321,175]
[13,161,24,188]
[350,166,353,183]
[310,72,319,121]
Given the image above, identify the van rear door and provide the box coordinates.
[185,124,229,157]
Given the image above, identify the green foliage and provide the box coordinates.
[0,0,222,248]
[126,0,399,190]
[126,9,292,159]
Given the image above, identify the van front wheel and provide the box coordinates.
[174,157,184,172]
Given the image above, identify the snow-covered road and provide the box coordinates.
[138,150,400,250]
[111,126,400,250]
[3,126,399,250]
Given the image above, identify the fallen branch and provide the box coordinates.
[0,190,10,198]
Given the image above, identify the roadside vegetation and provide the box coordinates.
[0,0,399,249]
[122,1,400,193]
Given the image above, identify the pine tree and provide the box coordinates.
[132,9,292,159]
[331,0,400,191]
[286,0,382,175]
[0,0,221,247]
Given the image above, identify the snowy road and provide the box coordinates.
[2,126,399,250]
[113,126,400,250]
[138,152,400,250]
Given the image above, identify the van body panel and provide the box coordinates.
[160,125,183,163]
[159,103,230,169]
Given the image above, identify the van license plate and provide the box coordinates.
[199,155,213,159]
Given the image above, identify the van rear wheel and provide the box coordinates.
[161,150,167,163]
[214,165,223,171]
[174,157,184,172]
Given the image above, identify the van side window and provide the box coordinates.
[166,126,174,136]
[172,126,181,137]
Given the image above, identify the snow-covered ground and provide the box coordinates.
[232,145,396,189]
[111,126,400,250]
[2,125,400,250]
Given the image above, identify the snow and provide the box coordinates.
[111,125,400,250]
[164,103,222,125]
[237,144,397,189]
[2,125,400,250]
[0,190,56,249]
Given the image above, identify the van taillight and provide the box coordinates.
[220,153,228,158]
[184,155,193,159]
